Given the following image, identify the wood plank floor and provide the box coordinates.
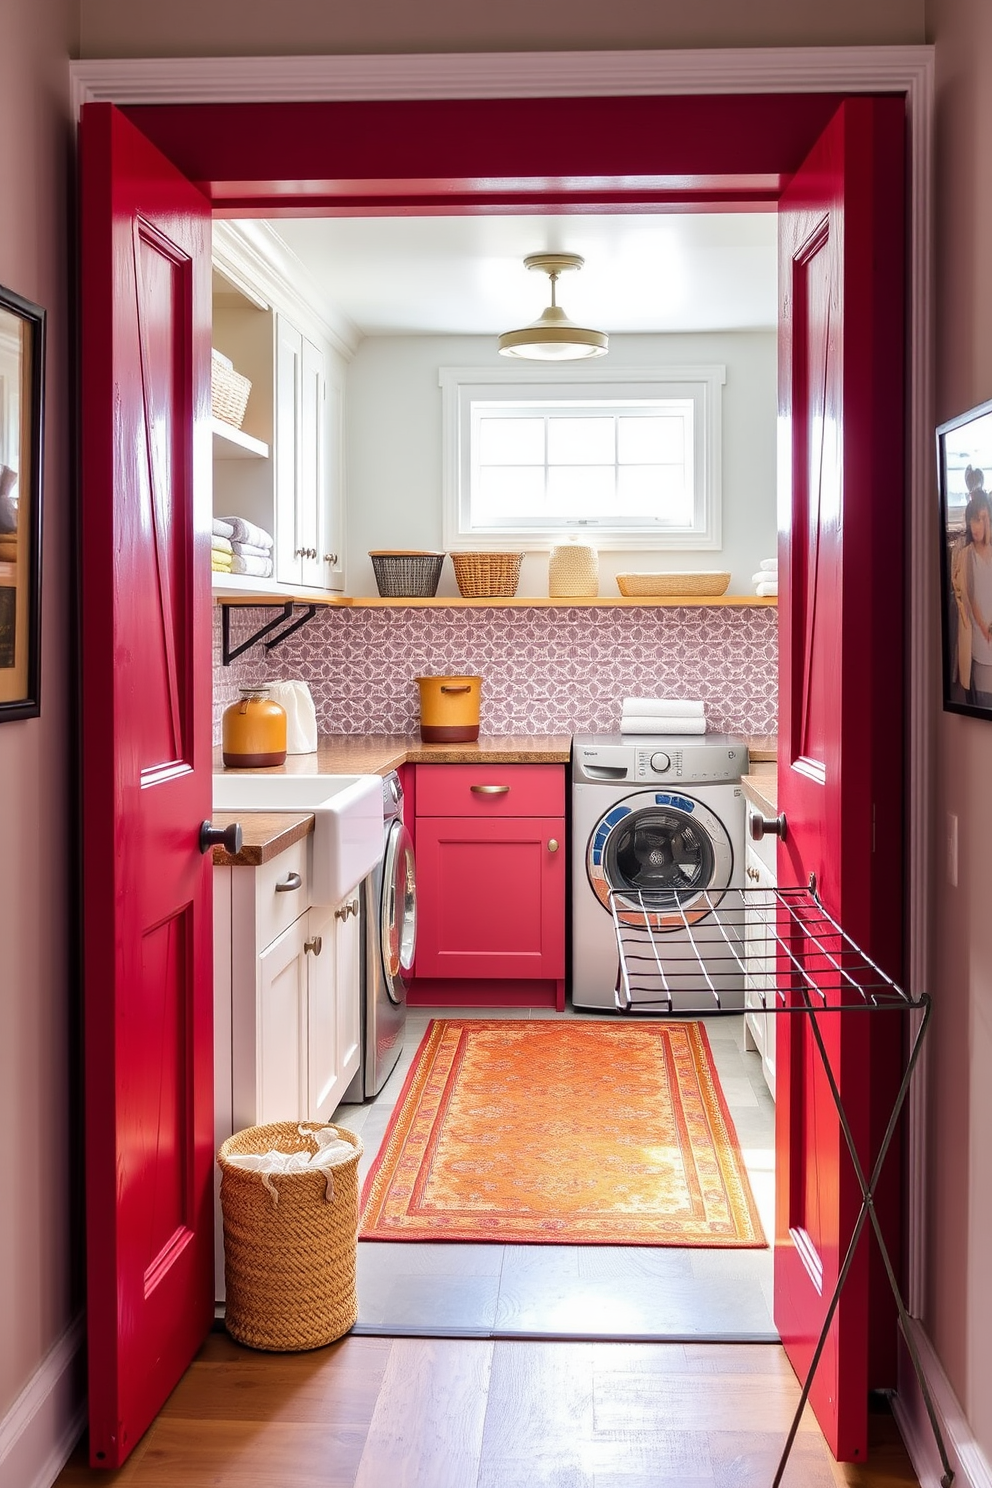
[55,1334,920,1487]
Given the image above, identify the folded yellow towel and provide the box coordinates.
[211,553,233,572]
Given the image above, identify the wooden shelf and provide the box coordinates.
[211,587,776,609]
[343,594,778,609]
[211,418,269,459]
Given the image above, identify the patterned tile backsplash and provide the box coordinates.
[213,604,778,742]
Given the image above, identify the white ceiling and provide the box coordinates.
[267,212,778,340]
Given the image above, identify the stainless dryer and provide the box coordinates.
[344,770,416,1099]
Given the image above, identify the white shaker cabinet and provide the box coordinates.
[743,798,777,1100]
[211,251,345,596]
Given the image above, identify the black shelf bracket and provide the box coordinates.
[221,601,319,666]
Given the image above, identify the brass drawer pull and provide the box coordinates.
[275,871,303,893]
[471,784,510,795]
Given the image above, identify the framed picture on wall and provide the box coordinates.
[937,398,992,719]
[0,282,45,722]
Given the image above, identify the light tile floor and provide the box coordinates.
[333,1005,778,1342]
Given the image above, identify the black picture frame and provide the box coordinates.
[0,282,45,722]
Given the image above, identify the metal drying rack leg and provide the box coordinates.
[771,994,952,1488]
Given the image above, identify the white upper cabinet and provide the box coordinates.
[211,225,350,596]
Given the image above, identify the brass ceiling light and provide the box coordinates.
[498,253,608,361]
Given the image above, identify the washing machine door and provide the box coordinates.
[587,788,735,928]
[381,818,416,1003]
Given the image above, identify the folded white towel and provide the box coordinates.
[216,515,274,551]
[212,517,235,539]
[230,553,274,578]
[620,715,707,735]
[621,697,706,718]
[231,540,272,559]
[755,580,778,598]
[759,558,778,572]
[211,534,233,554]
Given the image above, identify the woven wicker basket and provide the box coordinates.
[369,550,445,598]
[211,349,252,430]
[616,570,732,597]
[218,1121,363,1351]
[450,551,524,598]
[548,542,599,597]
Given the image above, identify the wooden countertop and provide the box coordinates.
[745,735,777,763]
[742,772,778,816]
[212,811,314,866]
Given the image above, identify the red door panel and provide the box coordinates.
[775,96,905,1462]
[80,102,214,1468]
[415,816,565,979]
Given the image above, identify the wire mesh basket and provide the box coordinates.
[211,349,252,429]
[450,550,524,598]
[369,550,446,597]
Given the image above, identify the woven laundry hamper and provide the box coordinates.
[218,1121,363,1351]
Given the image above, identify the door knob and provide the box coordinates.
[199,820,243,855]
[750,812,787,842]
[548,838,560,852]
[304,936,323,956]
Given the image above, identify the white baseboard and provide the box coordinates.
[894,1318,992,1488]
[0,1314,86,1488]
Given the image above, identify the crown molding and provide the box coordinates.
[69,45,933,116]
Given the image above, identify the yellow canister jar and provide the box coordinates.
[222,687,288,768]
[416,675,482,743]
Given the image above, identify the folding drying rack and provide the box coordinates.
[608,881,951,1488]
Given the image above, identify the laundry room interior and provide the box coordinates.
[208,203,783,1340]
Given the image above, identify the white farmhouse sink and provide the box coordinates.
[212,773,384,906]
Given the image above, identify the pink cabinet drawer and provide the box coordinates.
[415,763,565,817]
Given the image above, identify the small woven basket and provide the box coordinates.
[616,570,731,597]
[218,1121,363,1351]
[369,550,445,598]
[211,349,252,430]
[450,551,524,598]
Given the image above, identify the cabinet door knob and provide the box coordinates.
[471,784,510,794]
[304,935,323,956]
[275,871,303,893]
[335,898,360,920]
[324,553,338,565]
[548,838,560,853]
[750,812,787,842]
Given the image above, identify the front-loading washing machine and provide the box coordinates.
[571,733,748,1012]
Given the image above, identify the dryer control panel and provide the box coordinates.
[572,733,748,786]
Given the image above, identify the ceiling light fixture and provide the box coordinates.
[498,253,608,361]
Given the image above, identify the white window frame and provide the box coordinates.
[439,364,725,551]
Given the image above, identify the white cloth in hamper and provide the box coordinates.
[225,1125,355,1204]
[755,580,779,597]
[620,715,707,734]
[621,697,705,717]
[265,680,318,753]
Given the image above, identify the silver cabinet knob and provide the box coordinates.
[334,898,360,920]
[304,935,323,956]
[324,553,338,565]
[750,813,787,842]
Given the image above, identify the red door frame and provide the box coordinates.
[82,87,910,1464]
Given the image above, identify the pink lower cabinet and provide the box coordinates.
[411,763,566,1010]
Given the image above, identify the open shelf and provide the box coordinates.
[211,418,269,460]
[342,594,778,609]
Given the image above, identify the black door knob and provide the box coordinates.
[199,820,244,856]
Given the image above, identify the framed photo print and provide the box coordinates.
[0,282,45,722]
[937,397,992,719]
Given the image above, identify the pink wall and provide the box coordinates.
[926,0,992,1458]
[0,0,80,1461]
[79,0,924,60]
[213,604,778,743]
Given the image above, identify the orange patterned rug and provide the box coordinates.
[359,1019,766,1246]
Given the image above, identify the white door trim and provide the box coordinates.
[68,30,936,1329]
